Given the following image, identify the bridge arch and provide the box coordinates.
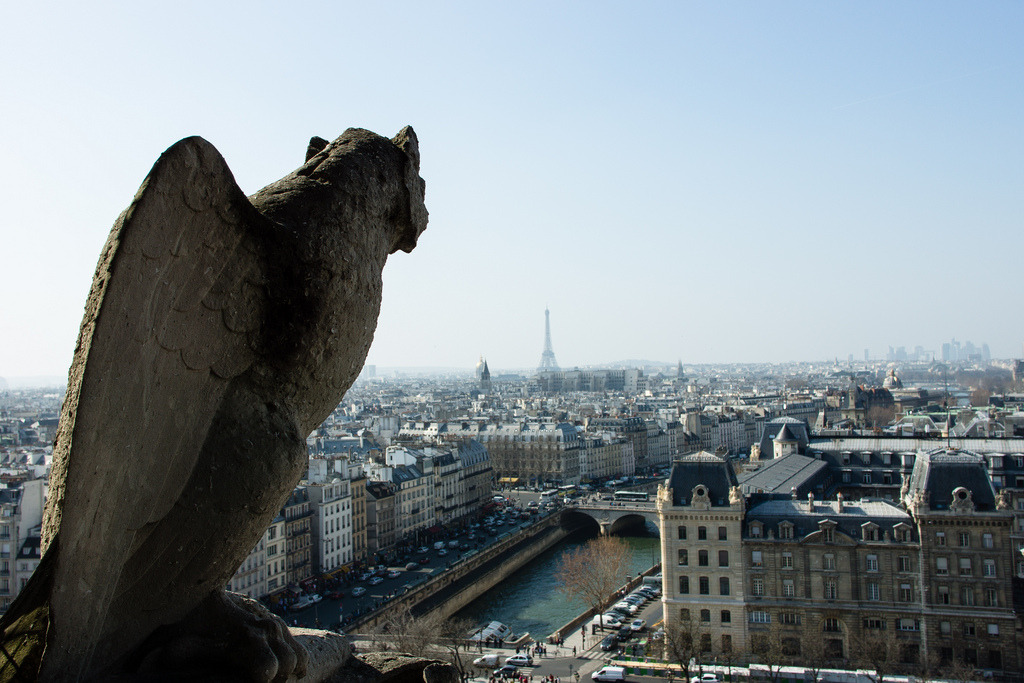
[559,504,661,537]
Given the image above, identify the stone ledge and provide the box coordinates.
[288,630,457,683]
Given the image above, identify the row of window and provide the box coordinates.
[676,525,729,541]
[679,575,731,595]
[747,550,998,578]
[935,531,995,548]
[935,556,997,577]
[678,548,728,567]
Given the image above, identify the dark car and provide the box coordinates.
[494,664,518,677]
[418,556,429,564]
[404,562,419,571]
[326,590,344,600]
[600,634,619,651]
[617,625,633,640]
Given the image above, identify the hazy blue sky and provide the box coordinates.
[2,2,1022,379]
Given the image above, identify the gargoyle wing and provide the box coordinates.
[43,137,268,668]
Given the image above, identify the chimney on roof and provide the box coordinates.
[807,492,815,512]
[837,492,844,512]
[791,487,798,500]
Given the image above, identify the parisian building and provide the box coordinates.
[657,448,1020,673]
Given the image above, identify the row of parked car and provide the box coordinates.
[597,584,661,651]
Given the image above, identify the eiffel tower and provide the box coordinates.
[537,307,559,371]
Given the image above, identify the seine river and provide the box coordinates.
[455,529,660,641]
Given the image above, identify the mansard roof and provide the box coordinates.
[738,453,829,497]
[906,447,997,512]
[746,498,912,540]
[757,417,811,459]
[668,452,738,506]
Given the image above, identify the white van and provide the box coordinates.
[433,541,446,550]
[592,666,625,682]
[472,654,500,668]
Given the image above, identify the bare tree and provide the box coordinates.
[866,405,895,430]
[434,615,477,682]
[749,626,793,683]
[367,604,475,678]
[663,609,706,683]
[368,605,439,656]
[799,629,832,683]
[851,629,898,683]
[970,387,991,407]
[558,535,631,631]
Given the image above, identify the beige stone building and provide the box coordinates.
[658,448,1020,674]
[658,452,747,656]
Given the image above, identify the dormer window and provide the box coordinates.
[819,520,836,543]
[750,522,763,538]
[894,523,912,543]
[862,522,879,542]
[779,522,794,540]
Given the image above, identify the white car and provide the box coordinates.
[599,613,623,627]
[505,654,533,667]
[629,618,646,631]
[691,675,720,683]
[613,601,638,614]
[351,586,367,597]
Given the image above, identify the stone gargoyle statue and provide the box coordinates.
[0,127,427,681]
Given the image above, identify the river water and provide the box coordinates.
[455,529,660,641]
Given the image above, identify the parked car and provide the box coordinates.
[291,595,315,610]
[616,625,633,640]
[505,654,533,667]
[599,613,623,627]
[629,618,647,631]
[690,675,720,683]
[351,587,366,597]
[600,634,619,651]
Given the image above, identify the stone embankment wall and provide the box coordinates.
[347,514,578,634]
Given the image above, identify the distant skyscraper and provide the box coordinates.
[537,307,559,371]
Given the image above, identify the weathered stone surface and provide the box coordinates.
[323,653,459,683]
[0,127,426,681]
[287,629,352,682]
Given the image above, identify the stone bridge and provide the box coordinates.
[560,500,661,536]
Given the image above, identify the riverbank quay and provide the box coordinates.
[548,564,662,645]
[346,512,584,633]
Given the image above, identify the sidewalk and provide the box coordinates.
[462,625,613,682]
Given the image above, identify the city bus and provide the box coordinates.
[613,490,649,502]
[539,489,558,504]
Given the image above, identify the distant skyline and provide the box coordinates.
[2,2,1023,378]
